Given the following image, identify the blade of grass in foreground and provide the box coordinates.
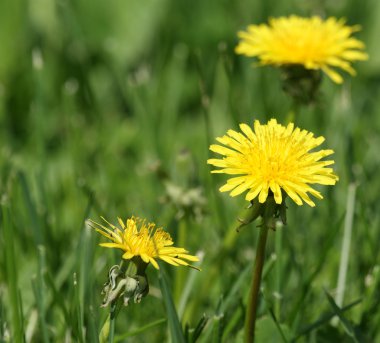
[18,172,44,246]
[73,273,85,343]
[289,212,345,325]
[324,290,361,343]
[158,267,186,343]
[335,183,356,309]
[114,318,166,342]
[221,305,242,342]
[200,261,252,342]
[211,297,224,343]
[188,314,208,343]
[255,315,290,343]
[291,298,361,341]
[31,246,49,343]
[2,206,24,342]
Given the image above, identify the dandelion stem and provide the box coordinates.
[274,225,282,319]
[245,224,269,343]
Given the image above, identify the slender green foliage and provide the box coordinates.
[0,1,378,341]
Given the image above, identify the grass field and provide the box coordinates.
[1,0,380,342]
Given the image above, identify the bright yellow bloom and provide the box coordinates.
[208,119,338,207]
[89,216,199,270]
[235,16,368,84]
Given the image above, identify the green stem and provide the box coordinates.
[245,225,269,343]
[274,226,282,319]
[108,303,117,343]
[100,301,121,343]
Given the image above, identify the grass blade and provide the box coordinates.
[335,183,356,308]
[289,212,345,324]
[324,290,360,343]
[31,246,49,343]
[292,298,361,341]
[189,314,208,343]
[72,272,84,343]
[211,297,224,343]
[17,172,44,246]
[158,268,186,343]
[267,307,289,343]
[114,318,166,342]
[1,205,25,342]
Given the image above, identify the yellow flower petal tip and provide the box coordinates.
[235,15,368,83]
[208,118,339,207]
[87,216,200,270]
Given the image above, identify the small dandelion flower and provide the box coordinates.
[88,216,199,270]
[207,119,338,207]
[236,16,368,84]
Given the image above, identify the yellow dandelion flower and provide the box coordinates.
[207,119,338,207]
[88,216,199,270]
[235,15,368,84]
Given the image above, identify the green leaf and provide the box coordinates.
[188,314,208,343]
[324,290,361,343]
[292,298,362,341]
[158,268,186,343]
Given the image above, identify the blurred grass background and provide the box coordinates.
[1,0,380,342]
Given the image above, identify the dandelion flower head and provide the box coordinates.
[89,216,199,270]
[207,119,339,207]
[235,15,368,84]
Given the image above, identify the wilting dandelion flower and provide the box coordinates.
[88,216,199,270]
[208,119,338,207]
[236,16,368,84]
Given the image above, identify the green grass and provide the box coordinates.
[1,0,380,342]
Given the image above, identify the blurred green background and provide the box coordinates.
[1,0,380,342]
